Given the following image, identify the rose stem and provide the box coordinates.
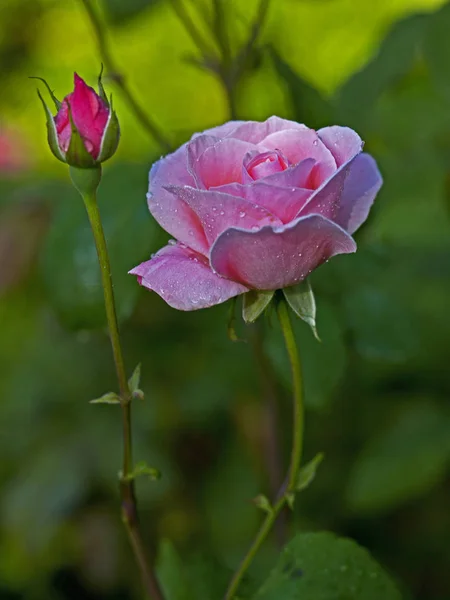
[224,296,304,600]
[79,0,171,152]
[250,322,287,547]
[81,185,165,600]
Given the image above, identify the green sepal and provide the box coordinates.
[90,391,121,404]
[295,452,324,492]
[242,290,274,323]
[283,279,320,341]
[97,64,109,105]
[120,461,161,482]
[252,494,273,514]
[97,98,120,163]
[65,102,97,168]
[30,76,61,110]
[36,89,65,163]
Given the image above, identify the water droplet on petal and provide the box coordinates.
[239,211,246,218]
[220,210,225,216]
[312,139,318,146]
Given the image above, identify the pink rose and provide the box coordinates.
[37,73,120,167]
[130,116,382,310]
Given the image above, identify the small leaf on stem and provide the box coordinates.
[120,461,161,482]
[90,391,121,404]
[252,494,273,514]
[128,362,141,392]
[295,452,324,492]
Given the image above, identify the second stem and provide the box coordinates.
[81,180,165,600]
[224,297,305,599]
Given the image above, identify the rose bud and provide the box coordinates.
[35,72,120,168]
[130,117,382,312]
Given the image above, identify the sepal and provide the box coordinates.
[283,279,320,341]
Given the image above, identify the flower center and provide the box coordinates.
[246,150,289,181]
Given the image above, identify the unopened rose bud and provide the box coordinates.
[35,72,120,168]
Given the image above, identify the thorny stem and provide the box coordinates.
[82,188,165,600]
[224,297,304,600]
[79,0,171,152]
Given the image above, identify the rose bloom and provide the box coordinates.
[130,117,382,310]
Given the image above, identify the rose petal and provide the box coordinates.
[186,134,221,185]
[195,120,245,139]
[129,243,247,311]
[216,182,312,224]
[165,185,281,245]
[148,146,209,255]
[210,215,356,290]
[259,157,316,189]
[261,128,337,187]
[298,155,359,221]
[194,138,258,188]
[231,116,309,144]
[335,153,383,234]
[318,126,363,167]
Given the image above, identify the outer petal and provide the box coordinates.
[148,145,209,255]
[195,120,245,139]
[318,126,363,167]
[186,134,221,185]
[216,182,312,224]
[165,186,281,245]
[335,153,382,234]
[230,116,308,144]
[194,138,258,188]
[129,243,247,311]
[261,129,336,187]
[210,215,357,290]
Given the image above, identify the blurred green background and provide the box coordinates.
[1,0,450,598]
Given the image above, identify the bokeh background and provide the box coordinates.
[1,0,450,598]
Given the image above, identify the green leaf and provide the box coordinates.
[346,401,450,514]
[295,452,324,492]
[252,494,273,514]
[128,363,141,393]
[89,391,120,404]
[283,280,320,341]
[40,163,158,329]
[242,290,274,323]
[269,47,333,128]
[252,532,401,600]
[157,539,231,600]
[122,460,160,482]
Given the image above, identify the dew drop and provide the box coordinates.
[312,139,318,146]
[239,211,246,218]
[168,239,176,246]
[220,210,225,216]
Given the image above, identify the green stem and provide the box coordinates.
[224,297,304,600]
[82,188,165,600]
[80,0,171,152]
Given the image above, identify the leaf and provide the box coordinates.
[295,452,324,492]
[40,163,158,329]
[269,47,333,129]
[122,460,161,482]
[157,539,231,600]
[283,280,320,341]
[252,532,401,600]
[128,363,141,393]
[103,0,161,25]
[252,494,273,514]
[89,391,120,404]
[242,290,274,324]
[346,401,450,514]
